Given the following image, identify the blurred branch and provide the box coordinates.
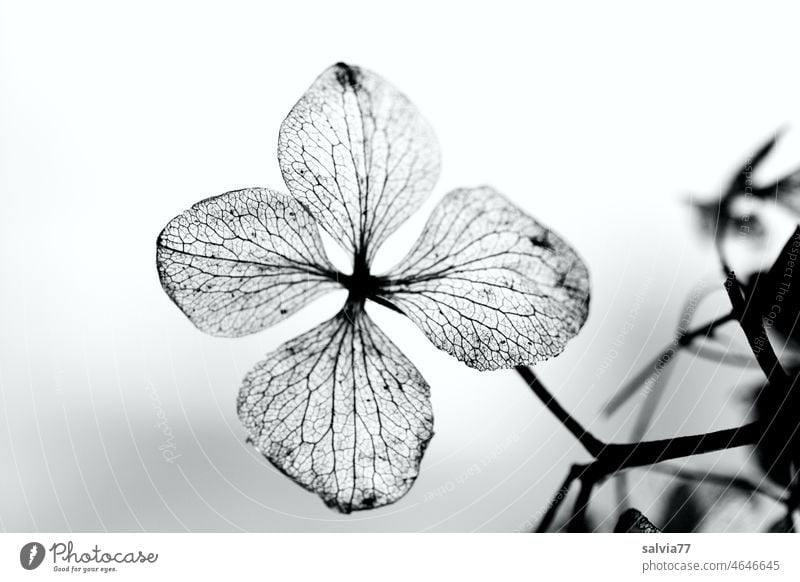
[566,478,595,532]
[534,464,584,533]
[684,342,757,368]
[647,463,786,502]
[603,312,735,416]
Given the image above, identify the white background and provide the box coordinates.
[2,0,800,532]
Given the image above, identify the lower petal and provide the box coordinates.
[237,307,433,512]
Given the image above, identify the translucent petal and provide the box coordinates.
[157,188,340,336]
[380,187,590,370]
[238,307,433,512]
[279,62,440,262]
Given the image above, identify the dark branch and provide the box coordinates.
[516,366,605,458]
[567,477,595,532]
[596,422,761,474]
[723,270,788,384]
[534,464,584,533]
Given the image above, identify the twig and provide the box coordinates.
[596,422,760,473]
[519,368,761,474]
[519,368,762,531]
[524,269,787,531]
[646,463,785,502]
[535,464,584,533]
[684,342,757,368]
[567,477,595,532]
[610,288,722,510]
[516,366,605,458]
[603,312,735,416]
[723,271,788,384]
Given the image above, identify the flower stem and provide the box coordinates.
[534,464,584,533]
[519,364,761,470]
[647,463,785,502]
[723,270,788,383]
[593,422,760,475]
[522,271,788,531]
[519,366,762,531]
[567,478,595,532]
[515,366,604,457]
[603,311,735,416]
[516,361,758,470]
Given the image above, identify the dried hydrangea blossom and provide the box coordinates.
[156,63,590,512]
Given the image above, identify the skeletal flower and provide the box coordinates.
[156,63,590,512]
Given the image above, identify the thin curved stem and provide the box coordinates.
[522,270,788,531]
[534,464,584,533]
[567,478,595,532]
[646,464,785,502]
[603,312,735,416]
[518,367,762,531]
[724,270,788,384]
[684,342,757,368]
[517,366,759,471]
[516,366,605,457]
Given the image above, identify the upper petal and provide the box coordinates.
[378,187,590,371]
[157,188,340,337]
[278,63,441,263]
[238,307,434,513]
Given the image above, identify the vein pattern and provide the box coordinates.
[238,307,434,512]
[380,187,590,370]
[157,188,340,337]
[279,63,440,261]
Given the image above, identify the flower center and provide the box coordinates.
[340,261,383,307]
